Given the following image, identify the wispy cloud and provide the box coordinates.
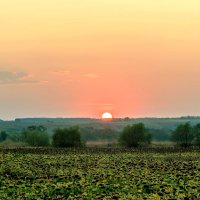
[50,70,70,76]
[0,71,38,84]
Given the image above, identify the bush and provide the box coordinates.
[0,131,8,142]
[119,123,152,147]
[21,126,50,147]
[171,123,193,147]
[52,127,84,148]
[193,123,200,146]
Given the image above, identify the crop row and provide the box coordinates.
[0,150,200,199]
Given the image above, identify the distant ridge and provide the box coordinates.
[13,116,200,123]
[15,118,99,123]
[180,116,200,119]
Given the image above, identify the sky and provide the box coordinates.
[1,0,200,120]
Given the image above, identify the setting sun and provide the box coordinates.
[102,112,113,120]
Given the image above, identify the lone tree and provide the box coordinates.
[119,123,152,147]
[52,127,83,148]
[171,123,194,147]
[21,126,49,147]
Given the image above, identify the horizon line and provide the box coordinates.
[1,115,200,121]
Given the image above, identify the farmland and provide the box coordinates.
[0,148,200,199]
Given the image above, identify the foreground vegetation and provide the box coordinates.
[0,148,199,199]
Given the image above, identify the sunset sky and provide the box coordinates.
[1,0,200,120]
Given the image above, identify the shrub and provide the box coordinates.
[52,127,83,148]
[193,123,200,146]
[119,123,152,147]
[171,123,193,147]
[21,126,49,147]
[0,131,8,142]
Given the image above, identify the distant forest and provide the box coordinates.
[1,117,200,143]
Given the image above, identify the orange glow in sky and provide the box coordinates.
[1,1,200,119]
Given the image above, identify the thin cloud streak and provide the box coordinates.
[0,70,40,84]
[49,70,71,76]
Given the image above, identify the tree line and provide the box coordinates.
[0,122,200,148]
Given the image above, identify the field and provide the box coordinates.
[0,148,200,199]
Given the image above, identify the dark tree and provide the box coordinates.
[193,123,200,146]
[171,123,193,147]
[21,126,49,147]
[52,127,83,148]
[0,131,8,142]
[119,123,152,147]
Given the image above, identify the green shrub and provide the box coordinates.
[52,127,84,148]
[171,123,193,147]
[119,123,152,147]
[193,123,200,146]
[0,131,8,142]
[21,126,49,147]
